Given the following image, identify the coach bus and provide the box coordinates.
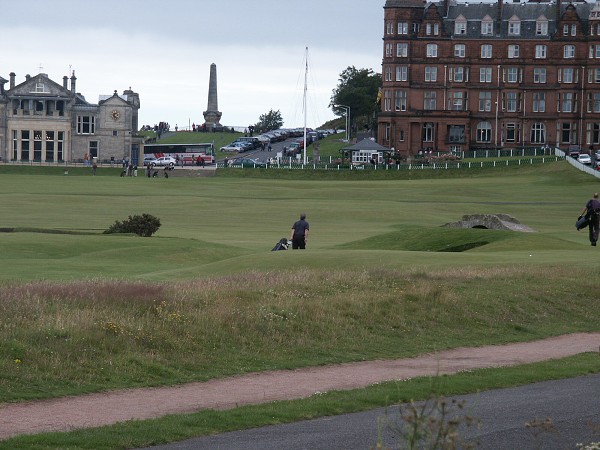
[142,143,215,165]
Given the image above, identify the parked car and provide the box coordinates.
[577,153,592,165]
[149,156,176,167]
[230,157,267,168]
[284,142,302,156]
[220,142,248,152]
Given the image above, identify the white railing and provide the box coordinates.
[556,148,600,179]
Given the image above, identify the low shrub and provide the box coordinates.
[104,213,161,237]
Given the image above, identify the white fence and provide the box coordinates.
[556,148,600,179]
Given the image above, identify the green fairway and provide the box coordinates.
[0,161,597,280]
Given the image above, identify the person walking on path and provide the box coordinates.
[581,192,600,246]
[290,213,309,249]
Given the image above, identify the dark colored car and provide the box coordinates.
[230,157,267,168]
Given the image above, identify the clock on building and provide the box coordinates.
[111,110,120,120]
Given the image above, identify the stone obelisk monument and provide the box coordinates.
[203,63,222,128]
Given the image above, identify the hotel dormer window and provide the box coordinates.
[481,16,493,35]
[454,15,467,35]
[536,17,548,36]
[508,16,521,36]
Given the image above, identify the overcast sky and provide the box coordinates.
[3,1,383,130]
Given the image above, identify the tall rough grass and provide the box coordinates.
[1,266,598,402]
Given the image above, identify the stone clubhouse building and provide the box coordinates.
[0,71,142,164]
[378,0,600,157]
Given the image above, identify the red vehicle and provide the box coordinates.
[143,143,215,165]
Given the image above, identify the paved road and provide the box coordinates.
[141,374,600,450]
[218,138,303,164]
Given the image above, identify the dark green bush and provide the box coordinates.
[104,213,161,237]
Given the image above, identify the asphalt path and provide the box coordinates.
[219,138,303,163]
[141,374,600,450]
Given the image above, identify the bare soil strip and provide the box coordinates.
[1,333,599,440]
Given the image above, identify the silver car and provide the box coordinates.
[149,156,177,167]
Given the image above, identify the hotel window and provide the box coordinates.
[413,23,420,34]
[448,125,466,143]
[397,43,408,57]
[424,91,437,110]
[505,123,518,142]
[384,66,393,81]
[481,19,493,35]
[455,18,467,35]
[476,121,492,142]
[395,90,407,111]
[451,92,464,111]
[563,24,570,36]
[454,44,466,57]
[506,67,518,83]
[535,45,547,59]
[589,68,600,84]
[422,123,434,142]
[77,115,96,134]
[561,92,574,112]
[479,92,492,111]
[588,93,600,112]
[587,92,600,112]
[480,44,492,59]
[398,22,408,35]
[564,45,575,59]
[533,92,546,112]
[572,24,577,36]
[560,122,576,144]
[508,19,521,36]
[531,123,546,143]
[560,68,575,83]
[505,92,517,112]
[396,65,408,81]
[385,43,393,58]
[384,66,392,81]
[426,43,438,57]
[508,45,519,58]
[587,123,600,144]
[534,68,546,84]
[425,23,438,36]
[536,19,548,36]
[386,22,394,35]
[451,67,465,82]
[425,66,438,82]
[383,90,392,112]
[589,45,600,58]
[480,67,492,83]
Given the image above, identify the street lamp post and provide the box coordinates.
[336,105,351,142]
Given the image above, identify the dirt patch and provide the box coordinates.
[0,333,598,440]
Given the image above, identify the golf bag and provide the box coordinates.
[576,215,589,230]
[271,238,289,251]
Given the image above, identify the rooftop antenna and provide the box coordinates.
[38,63,43,73]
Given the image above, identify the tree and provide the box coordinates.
[253,109,283,134]
[330,66,382,135]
